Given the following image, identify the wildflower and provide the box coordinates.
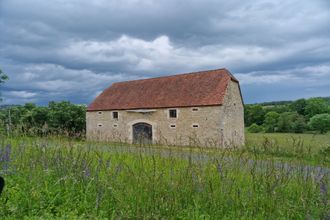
[0,144,11,171]
[4,144,11,163]
[84,166,91,178]
[320,176,328,206]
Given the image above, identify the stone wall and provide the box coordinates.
[220,80,245,146]
[86,80,244,147]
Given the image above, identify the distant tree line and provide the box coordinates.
[245,97,330,134]
[0,97,329,137]
[0,101,86,137]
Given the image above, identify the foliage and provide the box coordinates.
[47,101,86,134]
[0,136,328,218]
[277,112,306,133]
[0,68,8,85]
[263,111,280,132]
[308,113,330,134]
[0,68,9,102]
[244,105,265,126]
[245,97,329,134]
[290,98,307,115]
[0,101,86,136]
[247,123,263,133]
[305,98,329,118]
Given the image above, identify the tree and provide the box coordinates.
[263,111,280,132]
[291,114,306,133]
[290,98,307,115]
[48,101,85,134]
[308,113,330,134]
[244,105,265,126]
[277,112,306,133]
[0,68,9,102]
[305,98,328,118]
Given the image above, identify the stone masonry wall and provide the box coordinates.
[219,81,245,146]
[86,80,244,147]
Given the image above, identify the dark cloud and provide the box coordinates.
[0,0,329,105]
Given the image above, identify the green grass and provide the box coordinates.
[245,132,330,165]
[0,134,329,218]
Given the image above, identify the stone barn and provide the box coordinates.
[86,68,244,147]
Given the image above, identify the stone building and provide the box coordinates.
[86,68,244,147]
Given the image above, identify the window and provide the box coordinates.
[98,111,102,115]
[192,108,199,112]
[170,124,176,128]
[97,123,103,127]
[192,124,199,128]
[112,111,118,119]
[169,109,177,118]
[113,124,118,128]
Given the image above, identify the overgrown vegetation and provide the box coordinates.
[0,68,8,102]
[245,97,330,133]
[0,136,328,218]
[1,97,329,138]
[245,132,330,165]
[0,102,85,136]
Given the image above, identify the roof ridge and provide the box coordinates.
[113,68,229,85]
[87,68,241,111]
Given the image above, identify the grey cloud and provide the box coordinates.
[0,0,329,104]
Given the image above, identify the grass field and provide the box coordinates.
[245,132,330,165]
[0,133,329,218]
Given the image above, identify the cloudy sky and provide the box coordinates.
[0,0,329,105]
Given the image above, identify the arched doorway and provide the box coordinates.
[133,123,152,144]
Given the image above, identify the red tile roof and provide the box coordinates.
[87,68,240,111]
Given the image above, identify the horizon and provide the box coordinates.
[1,0,329,105]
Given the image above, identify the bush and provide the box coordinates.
[277,112,306,133]
[308,113,330,134]
[0,101,86,136]
[248,123,264,133]
[263,111,280,132]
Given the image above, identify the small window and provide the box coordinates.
[113,124,118,128]
[112,112,118,119]
[97,123,103,127]
[192,108,199,112]
[170,124,176,128]
[98,111,102,115]
[169,109,177,118]
[192,124,199,128]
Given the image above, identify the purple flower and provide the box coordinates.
[84,166,91,178]
[0,144,11,171]
[320,176,328,205]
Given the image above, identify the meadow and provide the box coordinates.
[0,132,329,219]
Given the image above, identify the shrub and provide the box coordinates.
[308,113,330,134]
[277,112,306,133]
[248,123,263,133]
[263,111,280,132]
[305,98,328,118]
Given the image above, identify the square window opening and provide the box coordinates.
[112,112,119,119]
[169,109,177,118]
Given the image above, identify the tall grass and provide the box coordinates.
[0,136,329,218]
[245,132,330,164]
